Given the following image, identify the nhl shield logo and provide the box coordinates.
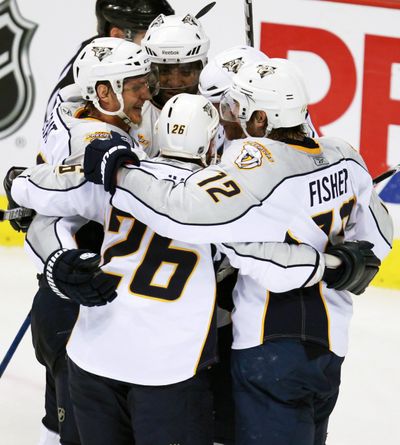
[0,0,37,139]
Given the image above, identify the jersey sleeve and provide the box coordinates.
[25,215,88,272]
[346,160,393,260]
[11,164,107,223]
[217,242,324,292]
[112,162,263,243]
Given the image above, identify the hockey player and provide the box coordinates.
[21,37,156,445]
[199,44,317,143]
[10,93,376,445]
[78,59,393,445]
[11,94,221,445]
[134,13,211,156]
[45,0,174,121]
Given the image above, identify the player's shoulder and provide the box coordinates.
[139,156,201,182]
[317,136,366,168]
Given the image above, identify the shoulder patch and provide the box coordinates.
[84,131,111,143]
[137,133,150,148]
[235,141,274,169]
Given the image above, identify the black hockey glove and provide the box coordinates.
[44,249,118,306]
[83,131,140,193]
[3,166,35,232]
[323,241,381,295]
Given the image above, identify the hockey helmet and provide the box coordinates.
[142,14,210,67]
[156,93,219,165]
[96,0,174,36]
[220,58,309,135]
[73,37,157,125]
[199,45,270,103]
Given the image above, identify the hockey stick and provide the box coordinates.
[244,0,254,47]
[195,1,216,19]
[372,163,400,186]
[0,311,31,378]
[0,207,34,222]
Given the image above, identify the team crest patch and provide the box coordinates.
[84,131,112,143]
[92,46,113,61]
[235,141,274,169]
[257,64,276,79]
[137,133,150,148]
[222,57,244,74]
[0,0,37,139]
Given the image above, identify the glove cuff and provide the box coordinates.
[44,248,69,299]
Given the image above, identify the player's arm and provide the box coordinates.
[111,163,260,244]
[11,164,106,222]
[344,154,393,260]
[218,242,324,292]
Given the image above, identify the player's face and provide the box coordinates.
[122,73,158,124]
[152,62,202,107]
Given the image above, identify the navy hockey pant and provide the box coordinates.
[31,280,80,445]
[231,339,344,445]
[68,358,214,445]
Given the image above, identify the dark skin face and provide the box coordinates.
[152,62,202,108]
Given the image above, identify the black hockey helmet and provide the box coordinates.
[96,0,175,36]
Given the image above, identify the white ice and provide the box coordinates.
[1,246,399,444]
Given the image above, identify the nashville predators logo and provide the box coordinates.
[150,14,165,28]
[92,46,113,61]
[203,102,213,118]
[257,64,276,79]
[182,14,197,26]
[222,57,245,74]
[235,141,274,169]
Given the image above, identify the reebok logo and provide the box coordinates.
[162,50,179,55]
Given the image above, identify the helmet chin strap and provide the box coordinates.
[93,93,139,130]
[240,119,273,138]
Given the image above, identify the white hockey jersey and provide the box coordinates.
[104,135,393,356]
[28,88,145,270]
[12,136,393,357]
[14,159,218,385]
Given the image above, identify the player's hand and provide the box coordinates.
[322,241,381,295]
[83,131,140,193]
[44,249,119,306]
[3,166,35,232]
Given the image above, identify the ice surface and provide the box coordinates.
[1,247,399,444]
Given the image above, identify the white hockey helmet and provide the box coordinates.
[142,14,210,66]
[156,93,219,165]
[220,58,309,135]
[73,37,156,124]
[199,45,270,103]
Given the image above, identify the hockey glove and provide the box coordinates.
[323,241,381,295]
[3,166,35,232]
[83,131,140,193]
[44,249,118,306]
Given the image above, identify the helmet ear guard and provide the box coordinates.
[156,93,219,165]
